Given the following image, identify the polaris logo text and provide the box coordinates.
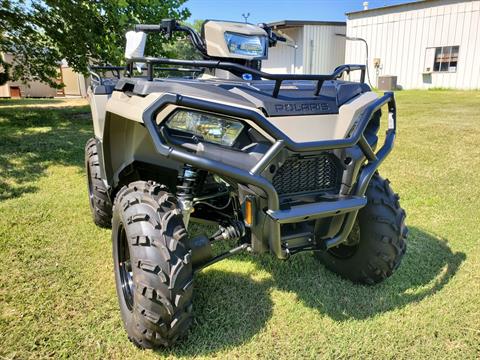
[274,103,330,112]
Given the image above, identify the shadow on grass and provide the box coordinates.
[255,226,465,321]
[166,226,463,356]
[0,104,91,200]
[166,270,273,356]
[0,98,65,106]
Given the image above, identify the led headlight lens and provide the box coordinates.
[166,110,244,146]
[224,32,267,57]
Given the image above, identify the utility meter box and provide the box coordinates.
[378,75,397,90]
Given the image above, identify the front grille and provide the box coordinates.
[272,154,343,196]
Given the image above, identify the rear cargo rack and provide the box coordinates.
[126,57,366,98]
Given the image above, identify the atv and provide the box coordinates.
[86,19,407,348]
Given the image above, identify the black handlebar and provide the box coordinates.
[134,19,288,56]
[258,23,287,47]
[133,19,208,57]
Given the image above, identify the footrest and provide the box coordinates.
[266,196,367,224]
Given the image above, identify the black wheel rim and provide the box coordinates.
[86,164,94,209]
[327,221,361,259]
[117,225,134,311]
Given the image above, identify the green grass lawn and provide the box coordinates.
[0,91,479,359]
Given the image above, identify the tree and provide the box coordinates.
[0,0,190,86]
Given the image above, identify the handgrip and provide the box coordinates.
[134,24,162,32]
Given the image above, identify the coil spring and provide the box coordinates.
[177,164,198,202]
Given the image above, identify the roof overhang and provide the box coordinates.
[268,20,346,29]
[346,0,434,16]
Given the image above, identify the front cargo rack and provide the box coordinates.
[126,57,366,98]
[88,64,203,85]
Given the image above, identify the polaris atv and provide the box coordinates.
[86,19,407,348]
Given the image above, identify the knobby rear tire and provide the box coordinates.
[85,138,112,228]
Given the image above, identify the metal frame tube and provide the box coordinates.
[250,140,285,175]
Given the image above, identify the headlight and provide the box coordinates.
[166,110,244,147]
[224,32,267,57]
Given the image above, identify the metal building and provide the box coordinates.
[262,20,346,74]
[345,0,480,89]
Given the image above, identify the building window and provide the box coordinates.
[425,46,459,73]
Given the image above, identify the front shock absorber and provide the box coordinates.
[177,164,198,227]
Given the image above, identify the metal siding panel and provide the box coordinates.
[422,6,433,88]
[371,15,380,85]
[352,20,366,82]
[439,7,449,87]
[347,0,480,89]
[452,6,464,88]
[335,25,347,70]
[477,11,480,89]
[373,14,380,82]
[386,14,396,84]
[450,7,460,88]
[311,26,317,73]
[459,6,473,87]
[414,8,426,88]
[444,8,457,88]
[443,3,457,88]
[469,9,480,89]
[319,26,324,71]
[295,27,304,74]
[425,5,437,88]
[262,27,302,74]
[397,12,407,88]
[303,26,311,73]
[308,25,314,73]
[304,25,346,74]
[317,26,326,73]
[378,16,388,86]
[304,25,311,73]
[405,16,416,88]
[460,4,471,87]
[465,0,473,11]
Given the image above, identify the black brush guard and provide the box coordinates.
[141,90,397,259]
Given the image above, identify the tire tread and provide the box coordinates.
[315,173,407,284]
[113,180,193,348]
[85,138,112,228]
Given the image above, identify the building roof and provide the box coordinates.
[268,20,346,28]
[346,0,441,16]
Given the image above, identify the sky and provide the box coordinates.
[183,0,413,23]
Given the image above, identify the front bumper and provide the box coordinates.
[142,91,397,259]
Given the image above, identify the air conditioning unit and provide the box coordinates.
[378,75,397,91]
